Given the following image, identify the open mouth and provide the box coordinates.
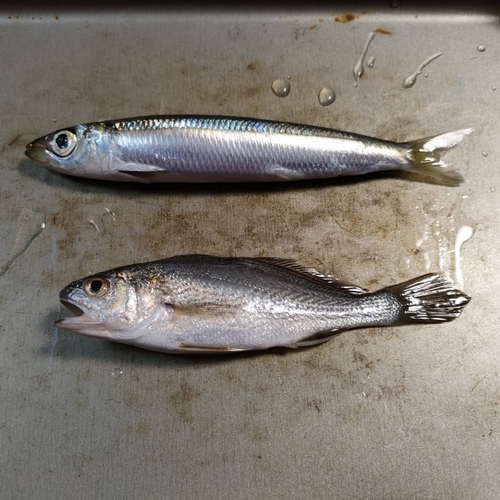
[25,143,46,164]
[55,299,102,331]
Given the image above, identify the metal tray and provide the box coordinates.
[1,2,499,498]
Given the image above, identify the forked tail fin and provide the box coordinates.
[384,273,470,323]
[404,128,473,186]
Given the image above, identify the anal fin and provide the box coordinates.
[289,328,346,348]
[178,343,247,353]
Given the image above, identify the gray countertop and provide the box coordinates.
[1,4,499,499]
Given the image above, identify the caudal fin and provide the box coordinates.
[385,273,470,323]
[404,128,473,186]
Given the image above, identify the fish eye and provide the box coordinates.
[84,277,110,297]
[48,129,77,157]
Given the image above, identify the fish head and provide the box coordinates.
[25,123,112,179]
[56,267,167,341]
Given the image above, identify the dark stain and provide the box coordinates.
[54,15,59,20]
[76,367,92,382]
[240,421,268,443]
[334,13,358,23]
[136,421,150,436]
[374,28,392,35]
[377,384,406,399]
[309,25,317,30]
[36,373,51,388]
[306,399,322,413]
[246,61,258,70]
[353,350,373,370]
[293,27,308,39]
[168,379,201,423]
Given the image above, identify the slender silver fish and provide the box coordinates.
[56,255,470,353]
[26,116,472,185]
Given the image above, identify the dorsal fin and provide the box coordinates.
[250,258,368,295]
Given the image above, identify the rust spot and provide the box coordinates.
[318,18,324,22]
[309,25,317,30]
[334,13,358,23]
[374,28,392,35]
[54,15,59,20]
[257,455,262,459]
[246,61,258,70]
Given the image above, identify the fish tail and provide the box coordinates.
[385,273,470,323]
[404,128,473,186]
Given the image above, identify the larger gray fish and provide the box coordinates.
[56,255,470,353]
[26,116,472,185]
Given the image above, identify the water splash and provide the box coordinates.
[0,208,45,276]
[353,32,375,82]
[454,226,473,288]
[403,53,442,89]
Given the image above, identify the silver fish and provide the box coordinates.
[56,255,470,354]
[26,116,472,185]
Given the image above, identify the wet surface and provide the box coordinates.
[1,5,499,499]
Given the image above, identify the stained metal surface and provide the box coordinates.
[1,4,499,499]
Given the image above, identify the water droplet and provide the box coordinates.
[482,151,488,157]
[353,31,375,82]
[0,209,45,276]
[89,220,100,233]
[492,86,497,91]
[424,73,429,78]
[318,87,336,106]
[470,56,477,60]
[111,368,123,378]
[286,75,291,80]
[271,79,290,98]
[367,56,375,68]
[403,52,442,89]
[52,118,58,123]
[490,186,496,192]
[477,45,486,52]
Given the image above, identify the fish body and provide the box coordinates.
[26,116,472,185]
[56,255,470,353]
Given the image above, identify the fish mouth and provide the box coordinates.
[56,299,103,332]
[25,143,47,164]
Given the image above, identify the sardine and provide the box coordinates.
[26,116,472,185]
[56,255,470,353]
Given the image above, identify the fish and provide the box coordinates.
[26,116,472,185]
[56,254,470,354]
